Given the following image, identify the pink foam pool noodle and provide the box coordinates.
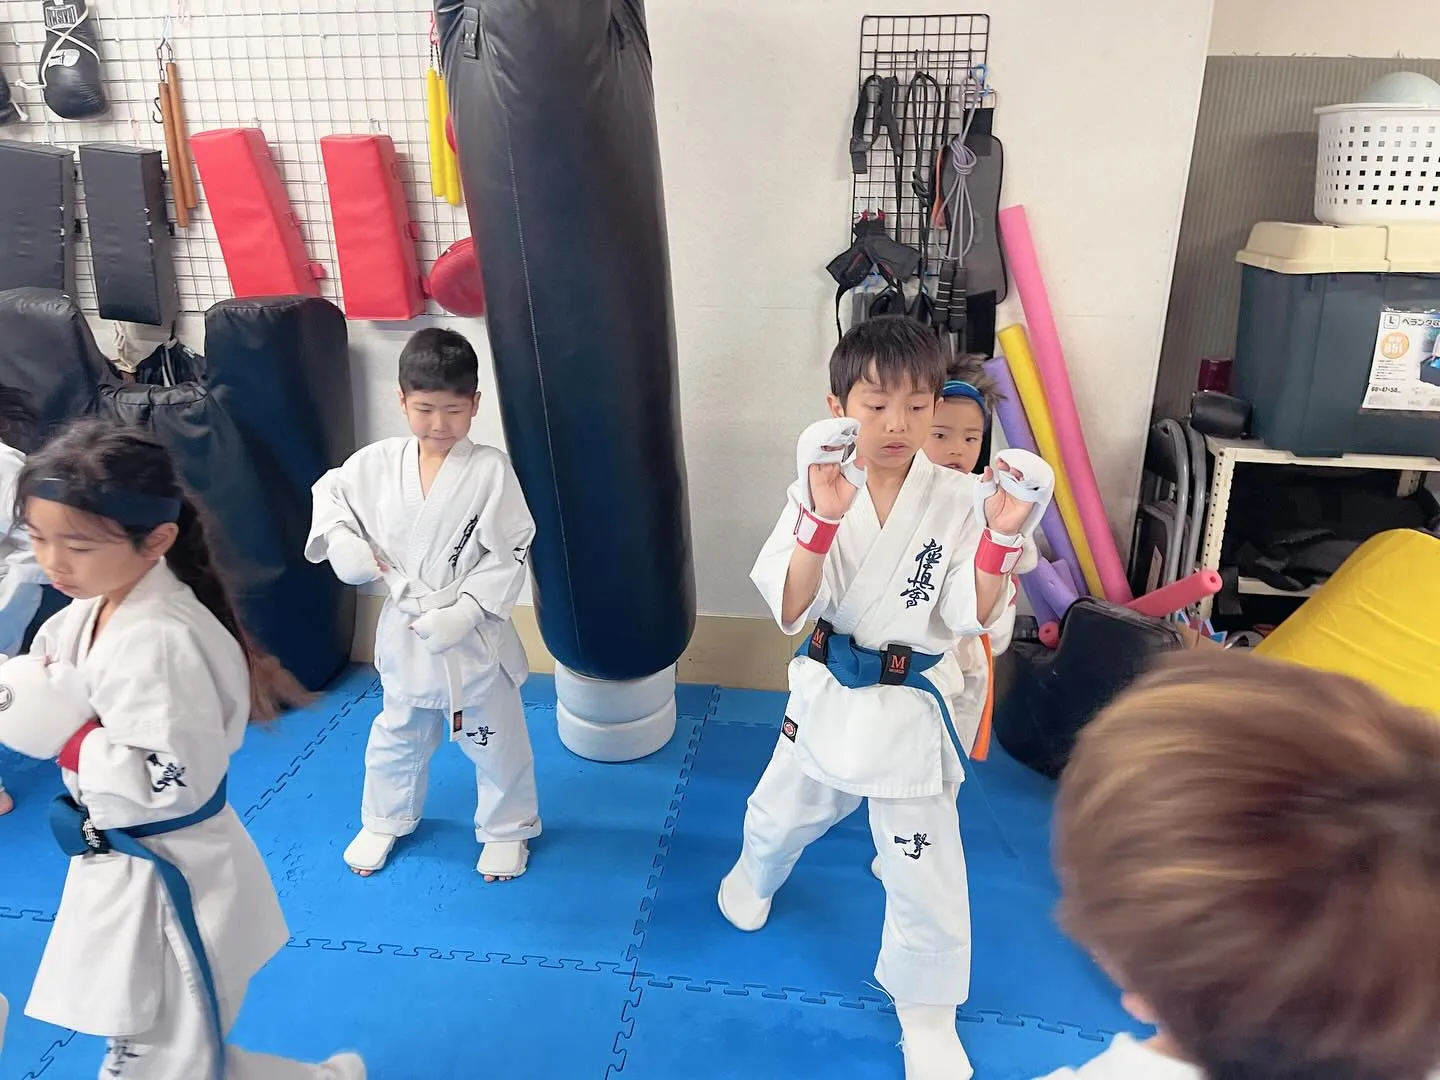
[1126,570,1223,619]
[998,205,1132,602]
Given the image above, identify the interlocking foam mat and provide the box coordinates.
[0,670,1144,1079]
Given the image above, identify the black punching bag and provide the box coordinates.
[437,0,694,759]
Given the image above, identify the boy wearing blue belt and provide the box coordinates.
[718,316,1054,1080]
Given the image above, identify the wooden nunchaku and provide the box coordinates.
[157,44,197,227]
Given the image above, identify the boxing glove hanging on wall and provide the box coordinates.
[38,0,108,121]
[436,0,696,762]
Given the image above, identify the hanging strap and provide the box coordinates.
[849,75,902,176]
[50,778,231,1079]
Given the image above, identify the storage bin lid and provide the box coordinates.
[1236,222,1440,273]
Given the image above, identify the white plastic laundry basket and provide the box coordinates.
[1315,105,1440,225]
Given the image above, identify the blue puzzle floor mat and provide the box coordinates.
[0,669,1145,1079]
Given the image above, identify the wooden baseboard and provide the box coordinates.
[350,596,798,691]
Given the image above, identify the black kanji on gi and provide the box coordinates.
[449,515,480,568]
[900,539,943,608]
[466,725,496,747]
[893,832,931,860]
[145,753,188,794]
[106,1040,142,1076]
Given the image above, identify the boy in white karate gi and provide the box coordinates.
[307,329,540,882]
[1044,651,1440,1080]
[718,316,1054,1080]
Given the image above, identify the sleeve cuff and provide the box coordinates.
[57,720,101,774]
[456,590,494,623]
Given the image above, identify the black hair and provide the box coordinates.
[0,384,37,448]
[829,315,946,402]
[944,353,1004,415]
[16,418,310,722]
[399,327,480,397]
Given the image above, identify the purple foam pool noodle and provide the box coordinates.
[984,356,1088,595]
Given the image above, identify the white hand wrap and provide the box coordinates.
[972,448,1055,542]
[795,417,867,512]
[0,656,95,760]
[410,598,481,655]
[326,528,383,586]
[973,449,1056,575]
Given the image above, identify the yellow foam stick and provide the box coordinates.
[425,67,446,197]
[998,324,1106,597]
[438,76,463,206]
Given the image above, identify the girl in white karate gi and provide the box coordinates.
[307,328,540,882]
[0,385,47,817]
[924,357,1025,753]
[0,419,365,1080]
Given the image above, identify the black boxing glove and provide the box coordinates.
[38,0,108,121]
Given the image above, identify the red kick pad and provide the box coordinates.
[320,134,426,321]
[190,128,323,298]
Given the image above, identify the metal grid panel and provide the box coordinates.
[851,13,988,262]
[0,0,468,316]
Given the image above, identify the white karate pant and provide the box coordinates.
[361,672,541,843]
[97,955,349,1079]
[738,737,971,1006]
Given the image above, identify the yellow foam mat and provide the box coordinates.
[1255,529,1440,715]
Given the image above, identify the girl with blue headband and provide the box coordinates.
[928,354,999,475]
[0,419,364,1080]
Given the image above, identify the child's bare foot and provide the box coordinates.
[477,839,528,883]
[0,789,13,816]
[343,828,395,877]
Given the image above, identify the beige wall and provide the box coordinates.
[1210,0,1440,56]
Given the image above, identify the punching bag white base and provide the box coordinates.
[554,664,677,763]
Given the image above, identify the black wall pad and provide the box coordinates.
[0,140,76,295]
[119,296,357,691]
[0,287,115,450]
[78,144,178,327]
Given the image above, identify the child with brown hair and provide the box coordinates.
[1044,649,1440,1080]
[927,353,1001,477]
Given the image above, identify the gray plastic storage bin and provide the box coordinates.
[1234,222,1440,458]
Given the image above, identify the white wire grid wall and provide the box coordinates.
[0,0,470,317]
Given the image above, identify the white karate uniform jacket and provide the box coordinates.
[0,438,46,655]
[24,561,288,1037]
[752,451,1016,800]
[305,437,535,710]
[1034,1035,1440,1079]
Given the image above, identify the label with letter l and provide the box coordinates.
[1363,309,1440,412]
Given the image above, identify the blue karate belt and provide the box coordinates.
[798,620,964,754]
[795,620,1021,864]
[49,778,231,1079]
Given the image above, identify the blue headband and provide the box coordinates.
[940,380,990,429]
[31,478,181,529]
